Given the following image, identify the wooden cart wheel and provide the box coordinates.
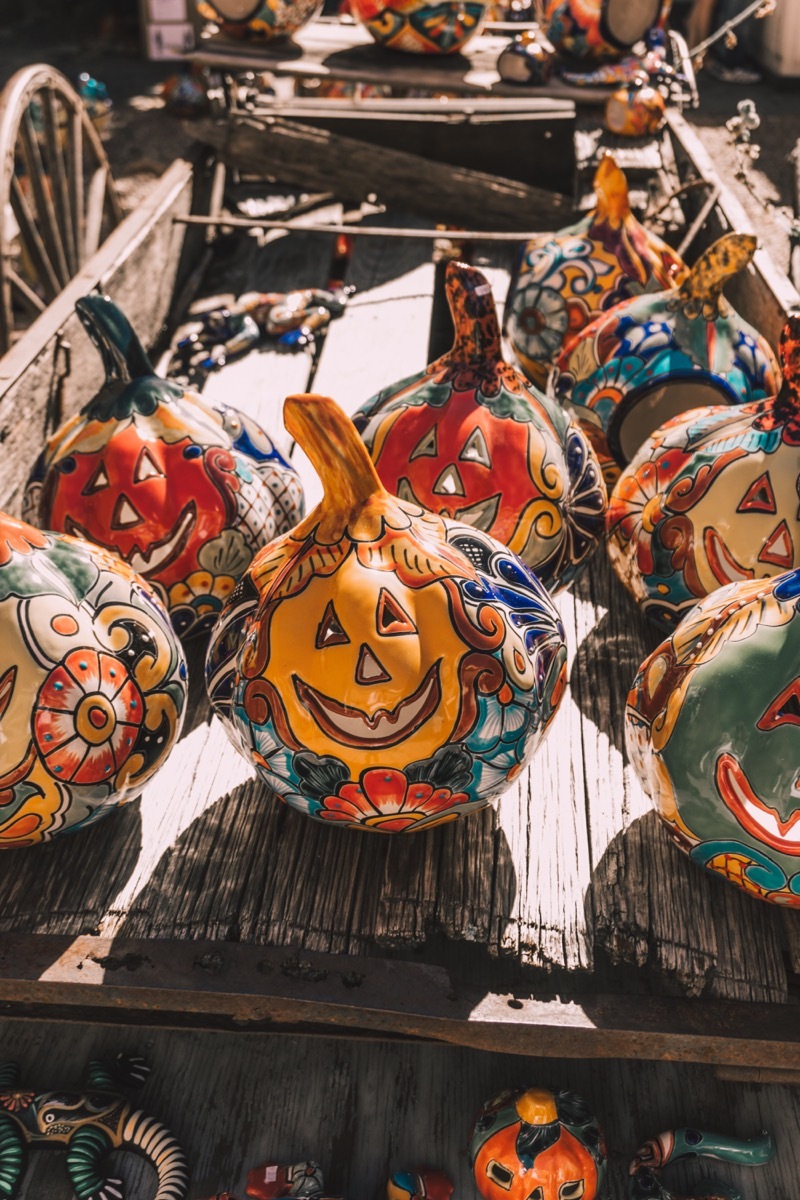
[0,64,123,354]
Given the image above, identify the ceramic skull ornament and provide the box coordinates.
[348,0,489,53]
[354,262,607,594]
[608,315,800,630]
[0,509,187,848]
[545,0,670,61]
[206,394,567,832]
[628,1128,774,1199]
[507,155,687,391]
[469,1087,607,1200]
[196,0,324,42]
[25,294,304,639]
[553,233,780,486]
[626,567,800,905]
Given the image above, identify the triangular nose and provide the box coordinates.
[111,494,143,529]
[355,644,391,685]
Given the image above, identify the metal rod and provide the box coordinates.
[172,214,538,241]
[676,185,720,259]
[689,0,770,58]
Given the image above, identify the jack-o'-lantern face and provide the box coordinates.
[470,1088,606,1200]
[259,554,473,775]
[44,424,233,587]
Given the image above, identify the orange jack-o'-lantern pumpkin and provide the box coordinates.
[25,295,304,638]
[470,1087,607,1200]
[206,393,568,832]
[354,262,607,594]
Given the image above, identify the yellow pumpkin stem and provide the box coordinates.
[445,261,502,362]
[284,393,387,511]
[593,153,630,224]
[677,233,757,312]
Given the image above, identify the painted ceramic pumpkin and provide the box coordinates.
[626,567,800,906]
[546,0,670,62]
[507,155,686,391]
[387,1169,453,1200]
[196,0,323,41]
[206,393,567,832]
[469,1087,607,1200]
[605,80,665,137]
[497,30,558,85]
[607,315,800,630]
[26,294,304,639]
[553,233,780,486]
[349,0,489,54]
[354,262,607,594]
[629,1128,774,1199]
[0,509,187,848]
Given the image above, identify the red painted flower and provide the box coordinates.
[318,767,466,831]
[34,648,144,785]
[0,1091,35,1113]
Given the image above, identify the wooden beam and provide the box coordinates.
[189,115,572,231]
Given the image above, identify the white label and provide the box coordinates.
[265,1167,279,1182]
[146,21,195,58]
[148,0,188,20]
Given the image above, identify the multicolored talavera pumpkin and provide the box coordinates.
[608,315,800,629]
[0,509,187,848]
[196,0,323,41]
[553,233,780,486]
[469,1087,607,1200]
[628,1127,774,1199]
[206,394,567,832]
[355,262,607,594]
[626,567,800,905]
[546,0,670,62]
[25,295,304,639]
[349,0,488,53]
[507,155,686,391]
[605,80,665,137]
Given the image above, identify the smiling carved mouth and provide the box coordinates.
[716,752,800,855]
[293,661,442,748]
[64,502,196,578]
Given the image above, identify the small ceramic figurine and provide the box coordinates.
[26,294,304,639]
[626,565,800,905]
[0,1054,188,1199]
[0,508,187,848]
[497,29,558,85]
[246,1160,340,1197]
[607,315,800,630]
[196,0,323,41]
[629,1128,775,1198]
[508,154,686,390]
[553,233,780,485]
[206,393,567,832]
[355,261,607,593]
[387,1168,453,1199]
[470,1087,607,1200]
[348,0,489,54]
[605,78,665,137]
[545,0,669,62]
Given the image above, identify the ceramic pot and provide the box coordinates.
[469,1088,607,1200]
[626,566,800,906]
[546,0,670,61]
[629,1129,774,1199]
[607,316,800,630]
[508,154,686,390]
[553,233,780,487]
[497,29,558,85]
[605,79,665,136]
[206,393,568,833]
[349,0,489,54]
[387,1169,453,1200]
[355,262,607,593]
[197,0,323,41]
[0,509,187,848]
[25,294,304,639]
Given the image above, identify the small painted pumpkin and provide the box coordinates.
[626,567,800,905]
[607,315,800,630]
[0,509,187,848]
[629,1128,774,1199]
[497,30,558,85]
[553,233,780,486]
[469,1087,607,1200]
[206,393,567,832]
[26,294,304,639]
[605,79,665,137]
[348,0,489,54]
[546,0,670,62]
[196,0,323,41]
[354,262,607,594]
[508,154,686,390]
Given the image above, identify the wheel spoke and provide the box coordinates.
[85,163,108,259]
[8,267,47,314]
[42,85,78,275]
[18,106,71,287]
[68,107,85,265]
[9,173,61,301]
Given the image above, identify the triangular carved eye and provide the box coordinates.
[376,588,417,636]
[315,600,350,648]
[82,461,110,495]
[135,447,164,482]
[410,426,438,460]
[559,1183,585,1200]
[459,426,492,468]
[758,678,800,730]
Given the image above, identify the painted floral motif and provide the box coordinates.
[545,0,670,61]
[350,0,488,53]
[198,0,323,41]
[318,767,465,831]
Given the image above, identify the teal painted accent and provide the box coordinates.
[0,1117,26,1200]
[66,1125,114,1200]
[629,1129,775,1199]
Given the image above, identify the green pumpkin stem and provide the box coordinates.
[76,293,156,384]
[285,394,386,511]
[676,233,757,313]
[445,261,502,363]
